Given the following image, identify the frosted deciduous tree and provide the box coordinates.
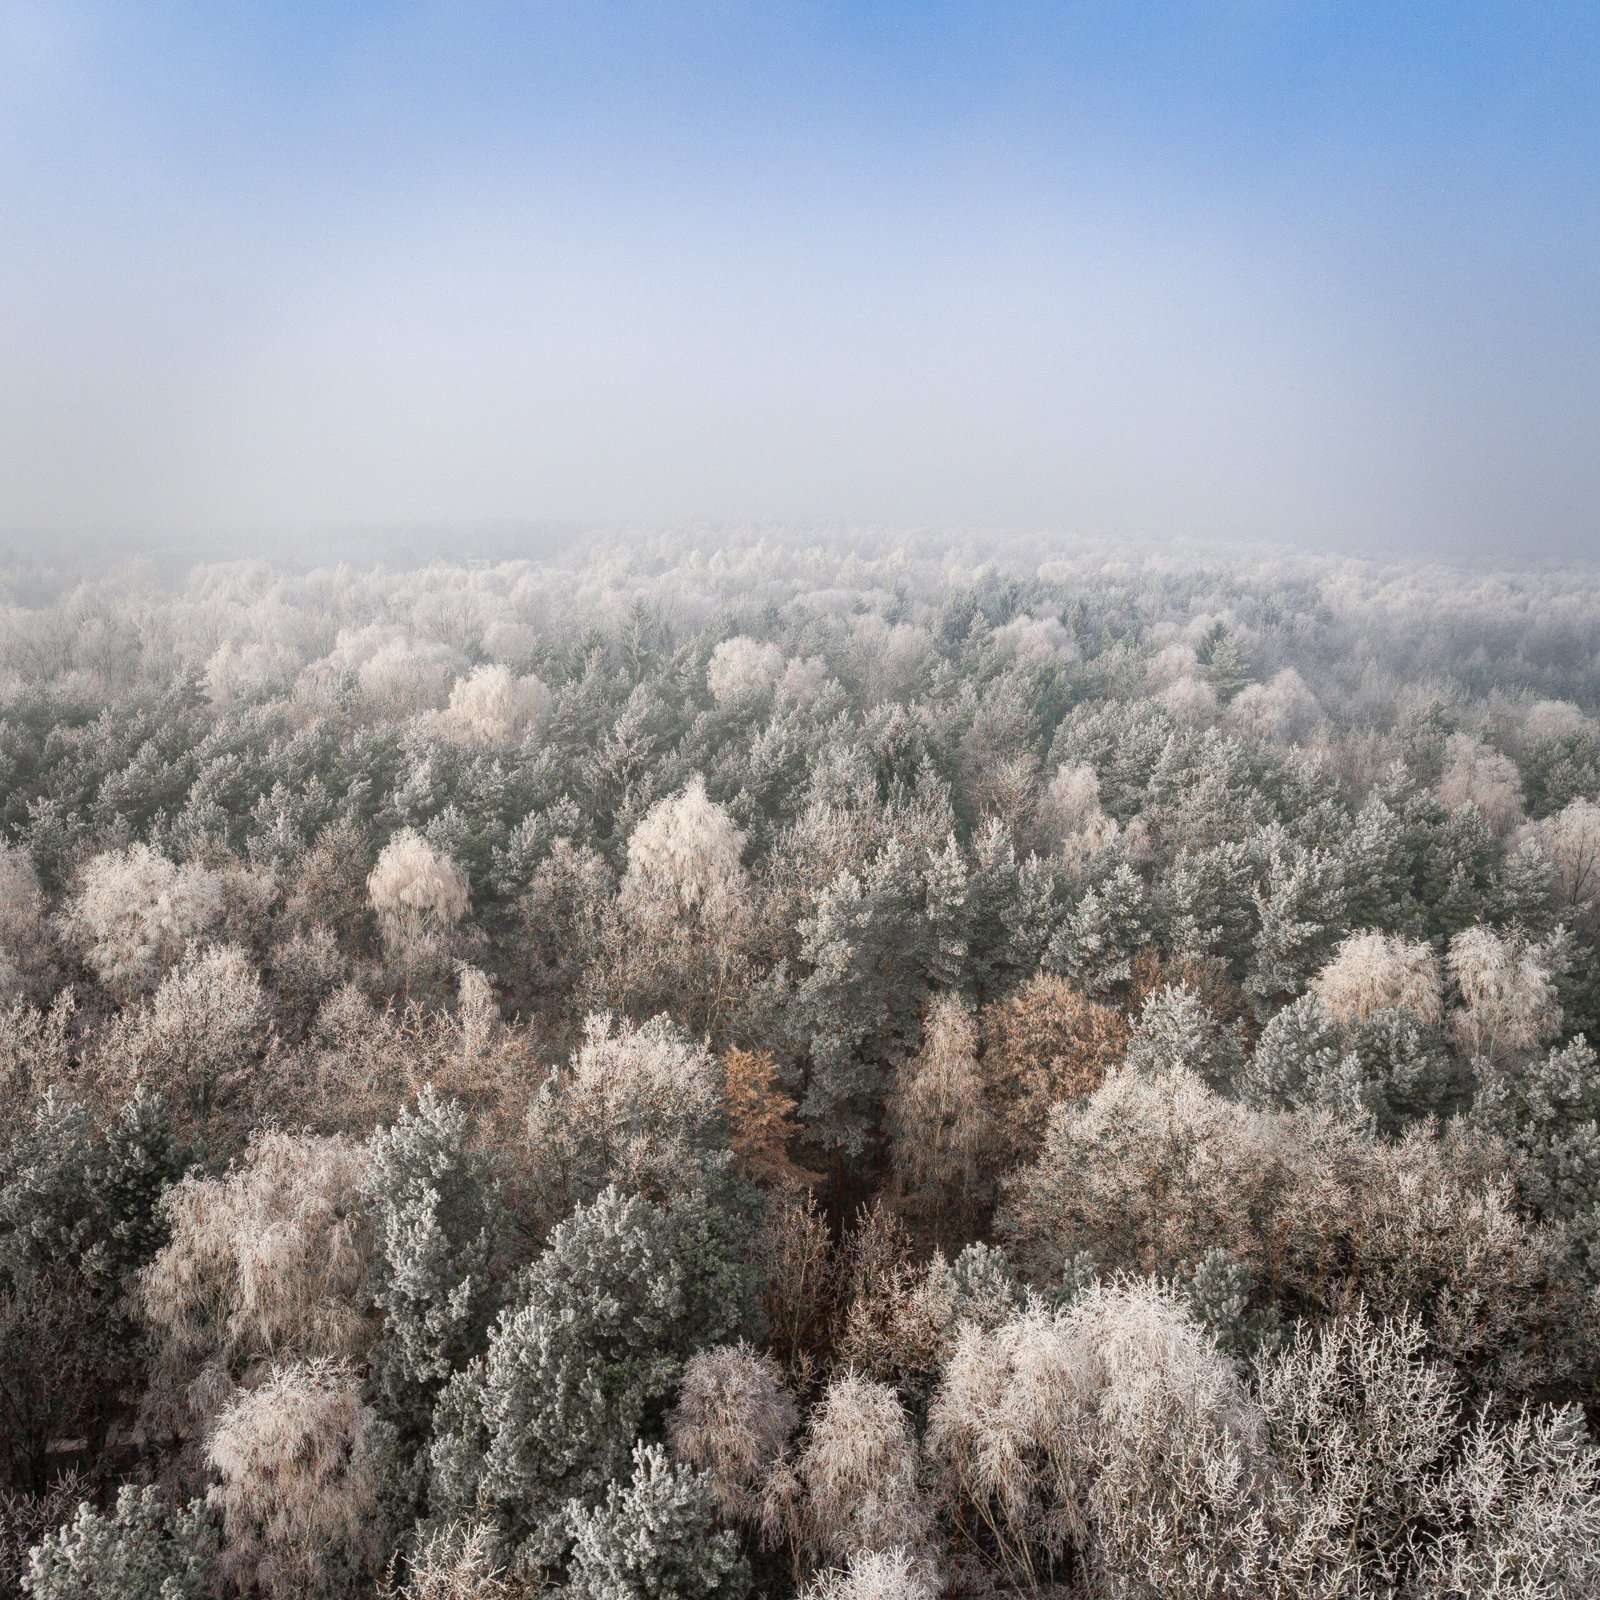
[140,1131,372,1423]
[67,844,223,998]
[668,1343,798,1526]
[524,1012,734,1232]
[1036,763,1119,863]
[384,1522,528,1600]
[1225,667,1322,744]
[97,942,270,1132]
[1518,798,1600,907]
[783,1372,933,1577]
[622,776,749,926]
[1255,1306,1600,1599]
[707,637,785,705]
[357,638,463,715]
[1448,925,1563,1060]
[885,995,987,1220]
[1436,732,1527,834]
[438,665,550,746]
[205,1357,379,1600]
[797,1547,937,1600]
[996,612,1077,665]
[978,973,1128,1163]
[367,831,470,961]
[926,1281,1260,1595]
[616,777,754,1031]
[1159,675,1218,727]
[1310,929,1444,1027]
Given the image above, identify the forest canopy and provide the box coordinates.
[4,529,1600,1598]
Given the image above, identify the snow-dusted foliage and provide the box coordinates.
[21,1485,215,1600]
[565,1441,749,1600]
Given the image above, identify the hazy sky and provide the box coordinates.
[3,2,1599,558]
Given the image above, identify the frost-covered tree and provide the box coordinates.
[1183,1247,1281,1362]
[668,1344,797,1526]
[363,1089,504,1470]
[997,1059,1580,1396]
[428,1187,753,1573]
[66,844,222,998]
[523,1012,736,1232]
[1437,731,1527,834]
[1474,1035,1600,1273]
[96,942,270,1133]
[205,1357,380,1600]
[1310,929,1444,1026]
[1235,992,1353,1114]
[885,994,987,1221]
[1123,983,1242,1090]
[1255,1307,1600,1599]
[1244,835,1347,1012]
[1518,798,1600,907]
[1448,925,1563,1060]
[796,1547,937,1600]
[978,973,1127,1162]
[615,778,754,1031]
[781,1372,933,1577]
[384,1522,528,1600]
[437,665,550,746]
[84,1087,183,1290]
[21,1485,215,1600]
[707,637,785,705]
[1035,762,1120,862]
[367,831,470,962]
[926,1280,1258,1595]
[622,776,749,928]
[1044,862,1151,994]
[565,1442,749,1600]
[1225,667,1321,744]
[140,1131,372,1425]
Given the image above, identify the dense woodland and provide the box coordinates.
[5,531,1600,1598]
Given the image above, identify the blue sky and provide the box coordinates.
[3,2,1599,556]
